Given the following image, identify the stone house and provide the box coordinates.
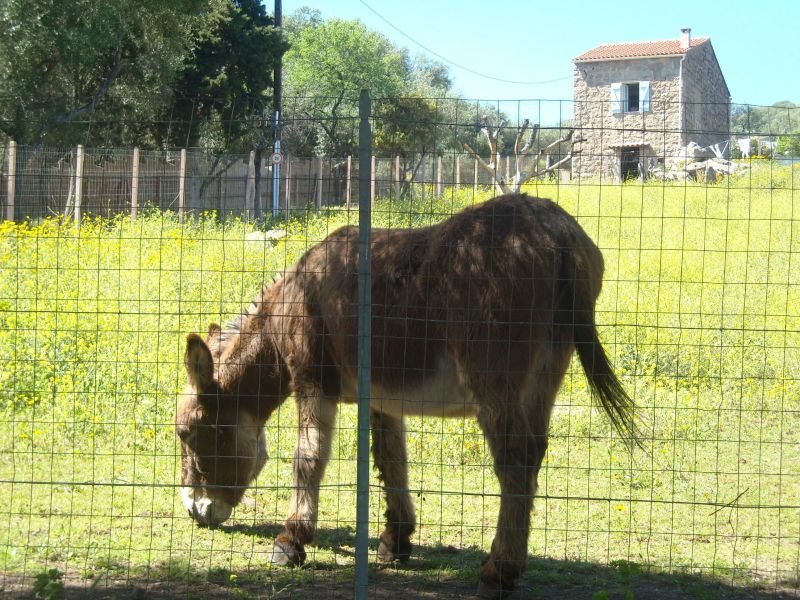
[572,29,730,180]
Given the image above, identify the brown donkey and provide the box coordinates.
[176,193,635,596]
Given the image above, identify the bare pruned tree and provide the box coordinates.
[459,117,583,194]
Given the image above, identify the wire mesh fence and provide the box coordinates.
[0,95,798,599]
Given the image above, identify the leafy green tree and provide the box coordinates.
[407,55,453,96]
[0,0,203,145]
[373,95,443,196]
[162,0,288,152]
[776,133,800,156]
[283,16,408,156]
[731,101,799,136]
[374,96,441,155]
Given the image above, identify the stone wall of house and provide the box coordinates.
[573,57,683,180]
[682,42,730,152]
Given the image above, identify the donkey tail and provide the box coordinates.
[559,248,639,445]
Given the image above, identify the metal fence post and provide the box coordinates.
[354,88,372,600]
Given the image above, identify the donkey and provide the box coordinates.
[176,193,635,595]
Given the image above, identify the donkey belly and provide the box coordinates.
[341,353,478,418]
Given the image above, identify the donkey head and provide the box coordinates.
[176,330,267,527]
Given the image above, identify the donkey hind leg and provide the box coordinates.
[477,352,571,596]
[271,391,338,567]
[371,411,415,562]
[476,405,542,596]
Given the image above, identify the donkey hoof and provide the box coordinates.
[476,579,513,600]
[377,530,412,563]
[270,535,306,567]
[478,560,517,599]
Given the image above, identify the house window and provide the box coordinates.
[611,81,651,114]
[624,83,639,112]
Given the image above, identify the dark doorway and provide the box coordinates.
[620,146,640,181]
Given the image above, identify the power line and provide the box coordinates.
[357,0,572,86]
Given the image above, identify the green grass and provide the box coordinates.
[0,164,798,597]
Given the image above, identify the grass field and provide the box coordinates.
[0,164,798,598]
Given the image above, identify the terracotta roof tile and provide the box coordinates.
[575,38,709,61]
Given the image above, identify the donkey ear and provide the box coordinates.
[185,334,214,389]
[207,323,221,338]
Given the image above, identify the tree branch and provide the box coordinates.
[453,120,580,195]
[198,155,240,199]
[514,121,539,179]
[536,128,575,160]
[514,119,531,156]
[460,140,511,195]
[519,123,539,155]
[479,116,507,171]
[513,129,581,188]
[49,50,126,128]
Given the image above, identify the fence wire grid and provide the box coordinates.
[0,95,798,599]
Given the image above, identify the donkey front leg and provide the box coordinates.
[271,391,337,566]
[371,411,416,562]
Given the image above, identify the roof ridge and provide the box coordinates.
[592,37,709,48]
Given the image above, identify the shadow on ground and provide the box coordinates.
[3,528,797,599]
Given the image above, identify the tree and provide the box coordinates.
[162,0,288,152]
[731,101,799,136]
[459,116,581,194]
[0,0,203,145]
[374,96,441,155]
[373,95,442,197]
[283,16,407,157]
[407,55,453,96]
[776,133,800,157]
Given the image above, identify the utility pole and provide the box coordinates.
[271,0,282,217]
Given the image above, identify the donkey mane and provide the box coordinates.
[210,275,283,359]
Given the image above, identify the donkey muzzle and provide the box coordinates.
[181,487,233,527]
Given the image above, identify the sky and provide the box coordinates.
[281,0,798,123]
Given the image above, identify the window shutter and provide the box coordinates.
[610,83,623,114]
[639,81,651,112]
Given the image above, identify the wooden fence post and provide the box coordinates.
[346,155,352,207]
[315,156,323,210]
[370,155,376,204]
[178,148,187,223]
[74,144,84,226]
[5,141,15,222]
[131,147,140,219]
[284,155,291,211]
[394,155,401,199]
[247,150,256,220]
[436,155,442,198]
